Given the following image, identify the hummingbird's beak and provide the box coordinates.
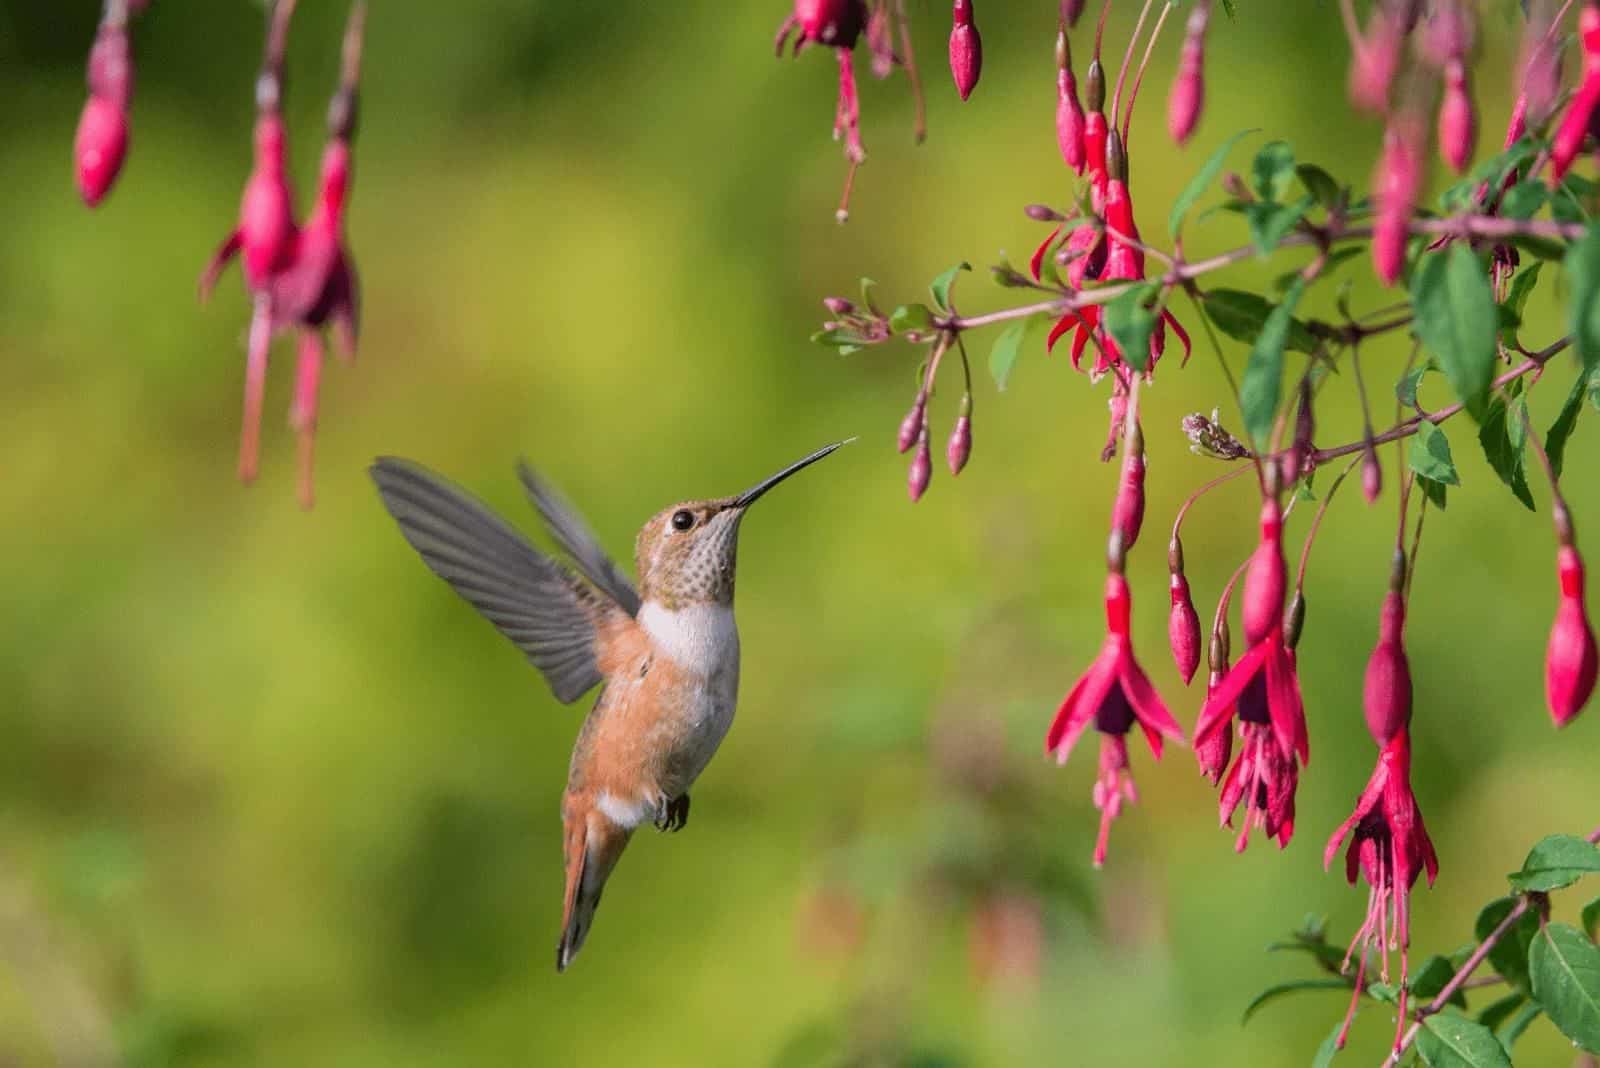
[732,439,854,510]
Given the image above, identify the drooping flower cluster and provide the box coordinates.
[75,0,150,207]
[200,0,367,509]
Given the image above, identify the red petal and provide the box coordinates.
[1030,225,1063,282]
[1164,310,1192,365]
[1045,671,1094,756]
[1194,641,1268,746]
[1264,640,1309,765]
[1046,313,1078,353]
[1121,657,1185,756]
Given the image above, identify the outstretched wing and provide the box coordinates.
[371,458,616,703]
[516,461,642,618]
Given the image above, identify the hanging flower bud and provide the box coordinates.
[897,391,927,453]
[1362,441,1383,503]
[1372,112,1423,286]
[1364,561,1413,744]
[908,428,933,501]
[1547,542,1598,726]
[1110,421,1147,553]
[1061,0,1085,28]
[1347,1,1406,114]
[1168,0,1208,146]
[75,11,136,207]
[1551,4,1600,180]
[1437,59,1476,174]
[949,0,982,101]
[1242,498,1287,646]
[1056,29,1087,172]
[947,395,973,475]
[1169,537,1201,684]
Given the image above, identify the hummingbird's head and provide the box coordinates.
[635,440,851,609]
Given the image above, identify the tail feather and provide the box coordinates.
[557,809,631,972]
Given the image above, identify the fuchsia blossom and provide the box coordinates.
[75,1,143,207]
[1167,0,1208,147]
[1055,28,1086,173]
[1552,2,1600,180]
[1547,541,1598,726]
[777,0,869,219]
[1371,111,1424,287]
[948,0,982,101]
[1046,570,1185,867]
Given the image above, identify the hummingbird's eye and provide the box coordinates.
[671,509,695,531]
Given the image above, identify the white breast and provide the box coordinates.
[638,601,741,785]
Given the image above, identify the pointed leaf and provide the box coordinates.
[1411,955,1469,1008]
[1416,1014,1513,1068]
[1239,978,1349,1025]
[1238,278,1306,448]
[1264,938,1347,970]
[1312,1020,1343,1068]
[929,263,971,313]
[1397,359,1435,408]
[1498,1002,1542,1052]
[1170,128,1257,237]
[1412,246,1498,419]
[1201,289,1317,353]
[1418,475,1449,510]
[1509,834,1600,892]
[1498,181,1548,221]
[1477,396,1536,511]
[1251,140,1296,203]
[1477,992,1525,1033]
[1296,163,1343,212]
[988,315,1044,391]
[1529,922,1600,1052]
[1476,897,1540,993]
[1409,421,1460,485]
[1547,365,1590,479]
[1247,195,1314,256]
[1499,264,1542,347]
[1104,285,1158,373]
[890,303,934,335]
[1567,225,1600,373]
[1582,897,1599,942]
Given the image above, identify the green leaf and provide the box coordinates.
[988,315,1043,391]
[1397,359,1434,408]
[1579,897,1600,942]
[1476,897,1541,993]
[1264,938,1346,970]
[1418,475,1449,510]
[1411,955,1469,1008]
[1416,1014,1513,1068]
[1311,1021,1342,1068]
[1477,396,1537,511]
[1498,1002,1542,1052]
[810,327,866,355]
[1104,285,1159,373]
[1251,140,1296,203]
[890,303,934,335]
[859,277,882,315]
[1367,981,1400,1005]
[1296,163,1342,212]
[1247,195,1313,256]
[1498,181,1548,221]
[1239,978,1349,1025]
[1477,992,1525,1033]
[1238,278,1306,448]
[929,262,971,313]
[1499,263,1542,347]
[1553,175,1598,225]
[1548,366,1590,479]
[1169,128,1257,237]
[1567,226,1600,373]
[1509,834,1600,892]
[1441,137,1540,213]
[1409,421,1461,486]
[1412,245,1498,419]
[1529,922,1600,1051]
[1201,288,1317,354]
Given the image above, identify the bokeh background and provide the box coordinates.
[1,2,1596,1065]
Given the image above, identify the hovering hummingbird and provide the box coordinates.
[370,440,849,971]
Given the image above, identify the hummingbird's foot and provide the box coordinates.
[653,793,690,833]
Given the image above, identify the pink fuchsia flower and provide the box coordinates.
[1109,420,1146,552]
[1214,671,1300,851]
[1364,579,1412,743]
[1056,28,1086,172]
[1371,111,1424,287]
[948,0,982,101]
[1346,0,1408,114]
[1552,2,1600,181]
[1324,727,1439,1051]
[1547,542,1598,726]
[1437,59,1477,174]
[1196,623,1234,784]
[1196,499,1309,767]
[776,0,869,219]
[75,3,140,207]
[1046,571,1185,867]
[1167,0,1209,147]
[1168,538,1201,685]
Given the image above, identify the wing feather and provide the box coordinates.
[516,461,642,618]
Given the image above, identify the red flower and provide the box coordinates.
[1547,543,1598,726]
[1056,29,1086,172]
[75,6,139,207]
[1552,2,1600,180]
[1214,667,1300,850]
[1324,727,1439,1051]
[1046,571,1185,867]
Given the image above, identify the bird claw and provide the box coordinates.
[653,793,690,833]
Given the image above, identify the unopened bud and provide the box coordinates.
[1208,616,1231,674]
[1169,551,1201,683]
[1284,589,1306,651]
[1242,500,1286,645]
[947,397,973,475]
[1057,31,1087,172]
[1372,115,1423,286]
[1361,443,1382,503]
[1437,60,1476,174]
[1167,2,1208,146]
[1364,589,1412,743]
[74,96,129,207]
[1109,423,1146,552]
[1085,57,1105,113]
[1026,203,1066,222]
[823,296,856,316]
[1220,171,1253,202]
[1547,543,1598,726]
[898,392,928,454]
[1283,378,1315,485]
[908,430,933,501]
[1061,0,1085,28]
[991,264,1031,288]
[949,0,982,101]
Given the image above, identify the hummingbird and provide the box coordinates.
[369,440,849,971]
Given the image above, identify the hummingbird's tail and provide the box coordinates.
[557,804,633,972]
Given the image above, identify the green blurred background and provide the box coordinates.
[1,2,1596,1065]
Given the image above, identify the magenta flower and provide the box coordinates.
[776,0,869,219]
[75,3,140,207]
[948,0,982,101]
[1324,727,1439,1051]
[1547,543,1598,726]
[1552,3,1600,180]
[1055,29,1086,172]
[1046,571,1185,867]
[1214,667,1300,850]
